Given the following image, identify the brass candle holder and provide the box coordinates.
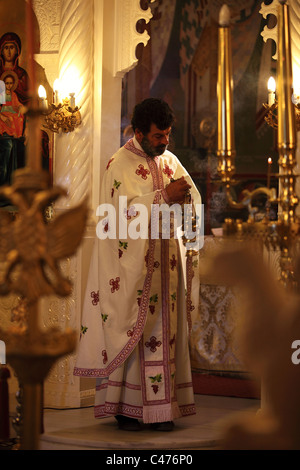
[263,99,300,132]
[217,1,299,289]
[42,97,82,134]
[217,5,276,216]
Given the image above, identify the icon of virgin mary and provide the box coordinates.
[0,32,28,189]
[0,31,30,106]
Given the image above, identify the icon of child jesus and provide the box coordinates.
[0,72,25,138]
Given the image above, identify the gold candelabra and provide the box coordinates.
[38,85,81,134]
[263,99,300,132]
[42,98,81,134]
[217,1,299,289]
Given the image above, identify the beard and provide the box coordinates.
[140,137,166,158]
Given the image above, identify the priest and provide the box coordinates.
[74,98,202,431]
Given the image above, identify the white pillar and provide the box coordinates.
[43,0,95,408]
[54,0,93,208]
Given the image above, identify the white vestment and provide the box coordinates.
[74,137,201,423]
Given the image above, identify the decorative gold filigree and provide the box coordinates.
[42,98,81,134]
[0,167,88,450]
[263,100,300,131]
[0,170,88,302]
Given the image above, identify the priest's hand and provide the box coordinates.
[165,176,191,204]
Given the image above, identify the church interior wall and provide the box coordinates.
[0,0,299,411]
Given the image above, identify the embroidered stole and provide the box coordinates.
[124,138,182,422]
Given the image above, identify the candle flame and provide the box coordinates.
[268,157,272,164]
[268,76,276,93]
[38,85,46,99]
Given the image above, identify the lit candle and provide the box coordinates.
[267,157,272,188]
[69,92,76,108]
[217,4,236,183]
[53,79,60,105]
[38,85,48,109]
[267,76,276,106]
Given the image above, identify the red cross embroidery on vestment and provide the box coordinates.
[145,336,162,353]
[136,164,150,180]
[91,290,100,306]
[163,164,174,178]
[109,277,120,293]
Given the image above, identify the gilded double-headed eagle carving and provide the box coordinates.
[0,181,88,302]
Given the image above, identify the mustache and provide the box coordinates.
[156,144,167,154]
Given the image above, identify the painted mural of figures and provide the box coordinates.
[0,32,28,190]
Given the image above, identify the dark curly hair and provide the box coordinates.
[131,98,175,135]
